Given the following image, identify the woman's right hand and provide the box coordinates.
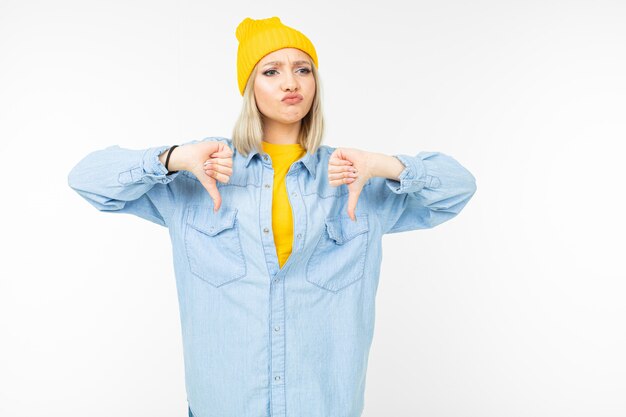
[163,141,233,211]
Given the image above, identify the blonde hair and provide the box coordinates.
[231,58,325,157]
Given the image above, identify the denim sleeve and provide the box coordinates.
[365,151,477,234]
[67,144,183,228]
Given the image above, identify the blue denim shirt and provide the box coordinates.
[67,136,477,417]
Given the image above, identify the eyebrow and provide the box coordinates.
[262,60,312,67]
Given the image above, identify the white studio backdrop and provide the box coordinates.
[1,0,625,416]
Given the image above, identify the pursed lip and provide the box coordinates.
[282,93,303,101]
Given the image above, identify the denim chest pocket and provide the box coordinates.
[306,214,369,292]
[183,205,246,287]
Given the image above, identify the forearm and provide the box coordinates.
[365,151,477,233]
[67,144,178,226]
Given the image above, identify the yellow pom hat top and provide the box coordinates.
[235,16,319,96]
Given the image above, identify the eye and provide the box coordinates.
[263,69,278,76]
[298,68,311,74]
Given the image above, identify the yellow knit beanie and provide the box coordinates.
[235,16,319,96]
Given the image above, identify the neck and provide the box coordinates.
[262,118,302,145]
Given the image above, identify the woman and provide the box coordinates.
[68,16,477,417]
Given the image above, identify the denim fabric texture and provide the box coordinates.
[68,137,477,417]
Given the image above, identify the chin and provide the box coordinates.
[277,114,305,124]
[285,117,305,124]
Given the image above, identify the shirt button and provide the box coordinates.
[263,155,269,161]
[274,326,280,332]
[264,184,271,189]
[273,278,279,283]
[263,228,270,234]
[292,192,297,197]
[296,233,302,239]
[274,376,281,381]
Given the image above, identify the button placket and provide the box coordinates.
[287,176,303,253]
[258,157,285,416]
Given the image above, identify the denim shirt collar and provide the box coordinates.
[244,146,319,179]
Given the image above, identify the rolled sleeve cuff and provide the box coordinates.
[145,145,182,183]
[384,153,438,194]
[118,145,181,185]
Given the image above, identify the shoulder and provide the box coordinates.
[196,136,233,147]
[314,144,335,164]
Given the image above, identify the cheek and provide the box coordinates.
[305,80,316,98]
[254,83,273,110]
[306,81,316,102]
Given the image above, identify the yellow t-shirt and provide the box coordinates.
[261,140,307,268]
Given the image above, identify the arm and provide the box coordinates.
[67,144,181,227]
[67,136,225,227]
[365,151,477,234]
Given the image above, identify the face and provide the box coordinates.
[253,48,316,126]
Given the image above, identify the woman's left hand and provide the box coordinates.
[328,147,376,221]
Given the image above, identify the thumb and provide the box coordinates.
[346,185,363,221]
[197,173,222,212]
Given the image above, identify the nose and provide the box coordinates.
[282,70,298,92]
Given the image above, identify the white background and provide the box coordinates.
[1,0,625,416]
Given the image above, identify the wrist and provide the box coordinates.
[369,152,405,180]
[159,146,185,172]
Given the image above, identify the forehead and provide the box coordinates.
[259,48,312,65]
